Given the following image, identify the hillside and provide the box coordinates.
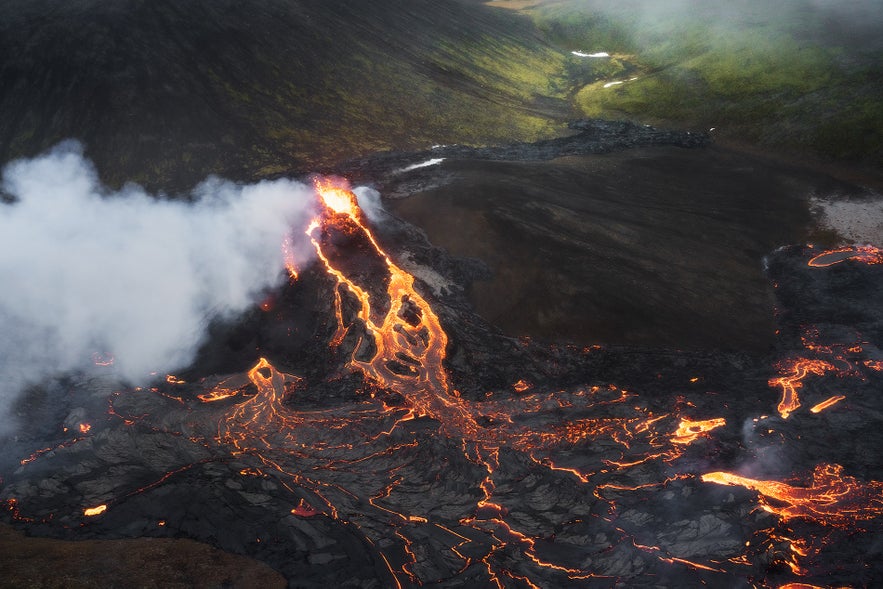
[0,0,571,188]
[520,0,883,169]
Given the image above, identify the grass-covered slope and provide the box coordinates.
[521,0,883,167]
[2,0,879,189]
[0,0,570,188]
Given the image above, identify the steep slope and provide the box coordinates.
[0,0,570,188]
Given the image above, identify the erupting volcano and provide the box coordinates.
[3,178,882,588]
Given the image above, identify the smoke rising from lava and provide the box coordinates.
[0,141,316,430]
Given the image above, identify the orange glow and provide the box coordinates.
[54,178,880,587]
[91,352,115,366]
[808,245,883,268]
[314,178,362,218]
[197,387,241,403]
[259,295,275,312]
[512,379,531,393]
[308,178,477,436]
[281,233,300,280]
[659,556,724,573]
[769,358,835,419]
[670,417,726,445]
[701,464,883,526]
[291,498,319,517]
[165,374,186,385]
[809,395,846,414]
[778,584,847,589]
[84,504,107,517]
[78,423,91,434]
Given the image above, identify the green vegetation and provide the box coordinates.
[1,0,879,189]
[527,0,883,166]
[0,0,573,189]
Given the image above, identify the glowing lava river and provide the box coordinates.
[3,180,883,588]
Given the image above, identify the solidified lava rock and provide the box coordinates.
[0,522,287,588]
[2,147,882,588]
[334,118,710,191]
[3,229,881,588]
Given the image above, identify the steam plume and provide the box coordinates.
[0,141,316,429]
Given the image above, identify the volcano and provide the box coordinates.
[2,0,883,588]
[3,173,883,588]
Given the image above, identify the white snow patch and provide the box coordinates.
[396,158,445,174]
[603,76,638,89]
[812,193,883,245]
[572,51,610,58]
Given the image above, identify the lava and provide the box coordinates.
[701,464,883,526]
[83,504,107,517]
[807,245,883,268]
[307,178,478,437]
[769,358,836,419]
[4,184,883,588]
[809,395,845,414]
[91,352,115,366]
[670,417,726,445]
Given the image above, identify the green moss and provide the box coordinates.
[533,0,883,163]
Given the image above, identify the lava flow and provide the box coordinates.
[305,178,480,437]
[4,185,883,588]
[769,358,836,419]
[702,464,883,526]
[807,245,883,268]
[193,180,739,584]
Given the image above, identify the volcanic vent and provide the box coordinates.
[3,179,883,588]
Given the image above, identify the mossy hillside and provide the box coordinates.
[528,0,883,165]
[0,0,572,189]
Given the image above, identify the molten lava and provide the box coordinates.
[769,358,835,419]
[6,182,883,588]
[807,245,883,268]
[83,504,107,517]
[809,395,845,414]
[670,417,726,445]
[308,178,477,436]
[701,464,883,526]
[91,352,115,366]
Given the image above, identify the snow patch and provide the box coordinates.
[812,193,883,245]
[396,158,445,174]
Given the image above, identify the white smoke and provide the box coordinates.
[0,141,317,428]
[353,186,386,224]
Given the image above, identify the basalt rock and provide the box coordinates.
[2,193,881,588]
[333,119,710,197]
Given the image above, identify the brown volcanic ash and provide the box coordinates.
[2,183,883,588]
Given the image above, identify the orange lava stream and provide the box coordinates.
[83,504,107,517]
[308,179,479,437]
[701,464,883,527]
[809,395,845,414]
[769,359,836,419]
[670,417,726,445]
[46,181,879,587]
[281,234,300,280]
[807,245,883,268]
[218,358,304,454]
[778,583,850,589]
[91,352,115,366]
